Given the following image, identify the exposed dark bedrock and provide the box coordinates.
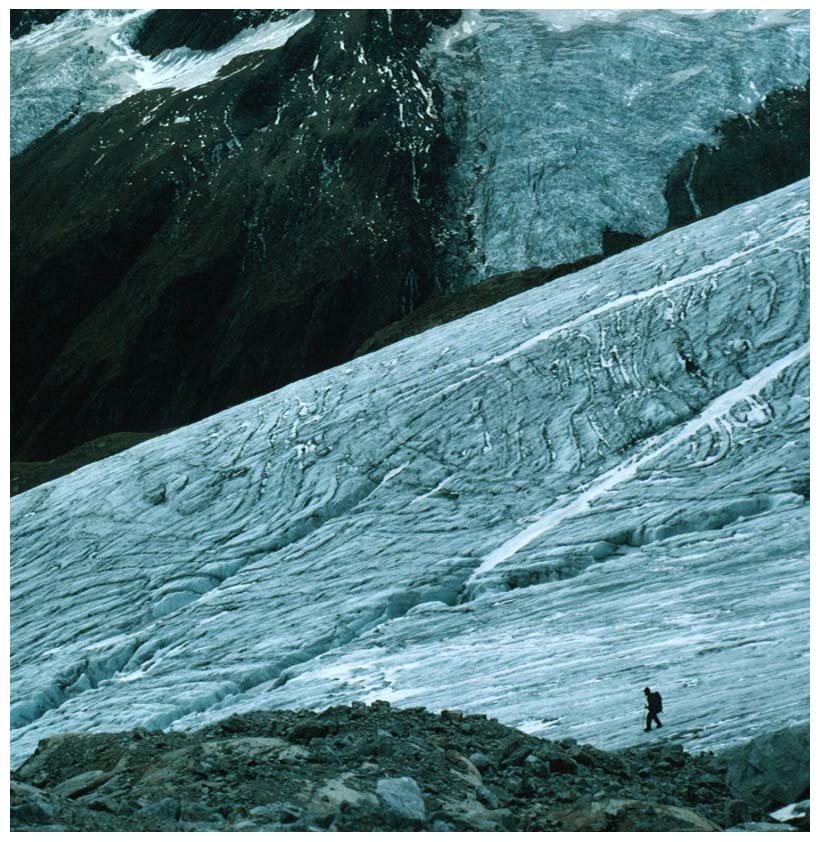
[599,82,808,257]
[11,10,459,461]
[10,9,68,39]
[664,82,809,229]
[132,10,292,57]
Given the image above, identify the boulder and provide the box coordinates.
[136,797,181,822]
[720,724,809,811]
[469,752,492,772]
[312,774,378,813]
[53,769,111,799]
[11,801,54,826]
[375,776,426,823]
[475,785,499,809]
[537,746,578,775]
[10,780,56,826]
[559,798,721,832]
[556,757,582,775]
[432,818,456,831]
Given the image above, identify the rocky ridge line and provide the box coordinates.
[132,10,292,56]
[10,705,809,832]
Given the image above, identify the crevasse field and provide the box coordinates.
[11,179,809,768]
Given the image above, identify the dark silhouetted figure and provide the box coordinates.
[644,687,662,731]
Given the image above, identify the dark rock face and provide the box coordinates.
[601,228,648,258]
[9,9,67,39]
[11,10,458,460]
[600,83,808,259]
[665,83,809,229]
[10,703,800,833]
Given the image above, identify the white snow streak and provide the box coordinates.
[469,341,809,583]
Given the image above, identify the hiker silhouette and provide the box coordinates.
[643,686,662,731]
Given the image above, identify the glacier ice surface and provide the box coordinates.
[428,8,810,283]
[10,9,313,155]
[10,181,809,767]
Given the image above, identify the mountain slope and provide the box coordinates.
[11,9,457,460]
[11,180,809,767]
[11,9,809,466]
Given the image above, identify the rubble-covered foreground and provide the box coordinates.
[10,704,809,832]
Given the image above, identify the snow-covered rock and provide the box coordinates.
[770,800,810,823]
[10,180,809,767]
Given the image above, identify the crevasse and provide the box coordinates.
[10,180,809,766]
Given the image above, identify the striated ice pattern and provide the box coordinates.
[429,8,810,283]
[10,181,809,767]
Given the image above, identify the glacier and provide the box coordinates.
[10,9,313,156]
[429,8,810,283]
[10,180,809,768]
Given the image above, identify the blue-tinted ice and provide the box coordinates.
[11,181,809,766]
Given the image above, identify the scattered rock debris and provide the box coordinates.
[10,703,809,832]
